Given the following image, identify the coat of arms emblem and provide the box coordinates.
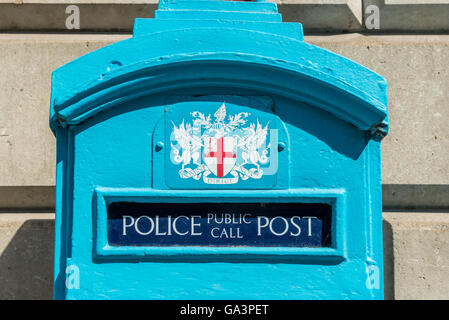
[170,103,273,184]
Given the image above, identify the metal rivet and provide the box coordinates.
[278,142,286,152]
[106,60,122,72]
[155,142,164,152]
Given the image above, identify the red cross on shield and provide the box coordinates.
[204,136,237,178]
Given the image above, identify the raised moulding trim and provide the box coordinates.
[93,187,347,263]
[50,28,388,135]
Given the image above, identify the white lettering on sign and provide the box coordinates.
[123,215,204,236]
[122,214,317,238]
[207,213,252,225]
[109,203,330,247]
[257,216,309,236]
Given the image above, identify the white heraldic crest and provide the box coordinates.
[170,103,272,184]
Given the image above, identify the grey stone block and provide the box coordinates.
[1,0,449,32]
[0,3,157,31]
[363,0,449,32]
[0,213,54,299]
[0,186,55,209]
[383,184,449,210]
[306,34,449,185]
[2,34,449,186]
[0,34,128,186]
[276,0,364,32]
[383,212,449,300]
[0,211,447,299]
[0,0,363,32]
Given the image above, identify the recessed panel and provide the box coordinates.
[163,96,281,189]
[107,202,332,247]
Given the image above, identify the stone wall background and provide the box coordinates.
[0,0,448,299]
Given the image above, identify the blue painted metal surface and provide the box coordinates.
[50,0,388,299]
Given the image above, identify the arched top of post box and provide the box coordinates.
[50,28,388,137]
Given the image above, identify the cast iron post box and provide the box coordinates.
[50,0,389,300]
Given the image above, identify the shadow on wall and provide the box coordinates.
[383,219,395,300]
[0,218,395,300]
[0,219,54,300]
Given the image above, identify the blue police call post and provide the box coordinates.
[49,0,389,300]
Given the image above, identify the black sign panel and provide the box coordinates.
[107,202,332,247]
